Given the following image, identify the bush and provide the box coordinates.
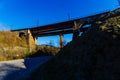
[26,45,60,58]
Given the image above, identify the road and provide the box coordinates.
[0,56,52,80]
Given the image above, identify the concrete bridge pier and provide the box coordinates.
[33,36,37,45]
[26,29,37,52]
[72,21,83,40]
[27,29,31,52]
[59,33,64,49]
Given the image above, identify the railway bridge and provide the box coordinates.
[11,8,119,52]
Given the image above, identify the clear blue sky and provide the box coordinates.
[0,0,119,46]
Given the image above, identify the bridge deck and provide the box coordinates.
[11,8,120,37]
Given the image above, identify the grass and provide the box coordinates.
[0,31,60,61]
[0,31,28,61]
[26,45,60,58]
[0,31,27,47]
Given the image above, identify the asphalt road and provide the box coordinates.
[0,56,52,80]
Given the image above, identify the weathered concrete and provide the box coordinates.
[12,29,36,52]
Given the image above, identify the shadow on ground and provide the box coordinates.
[0,56,52,80]
[28,50,52,58]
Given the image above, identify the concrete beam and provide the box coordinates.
[33,29,73,37]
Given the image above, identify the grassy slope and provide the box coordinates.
[27,8,120,80]
[0,31,28,61]
[0,31,60,61]
[0,31,27,47]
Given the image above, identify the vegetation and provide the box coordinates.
[26,8,120,80]
[0,31,28,61]
[0,31,60,61]
[26,45,60,58]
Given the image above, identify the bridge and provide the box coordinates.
[11,8,120,51]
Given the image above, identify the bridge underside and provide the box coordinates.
[30,9,117,38]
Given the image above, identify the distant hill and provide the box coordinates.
[0,31,28,61]
[28,8,120,80]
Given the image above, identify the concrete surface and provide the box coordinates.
[0,56,52,80]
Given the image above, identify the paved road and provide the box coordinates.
[0,56,52,80]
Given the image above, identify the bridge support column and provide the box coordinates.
[33,36,37,45]
[27,29,31,52]
[72,21,79,40]
[72,21,83,40]
[59,34,64,49]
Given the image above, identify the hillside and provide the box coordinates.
[0,31,28,61]
[27,8,120,80]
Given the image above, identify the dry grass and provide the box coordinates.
[26,45,60,58]
[36,45,60,56]
[0,31,28,61]
[0,31,27,47]
[0,31,60,61]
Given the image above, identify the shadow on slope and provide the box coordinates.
[25,8,120,80]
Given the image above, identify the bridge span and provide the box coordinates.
[11,8,119,51]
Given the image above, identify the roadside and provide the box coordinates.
[0,56,52,80]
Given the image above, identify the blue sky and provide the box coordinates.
[0,0,119,46]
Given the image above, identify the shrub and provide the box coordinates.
[26,45,60,58]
